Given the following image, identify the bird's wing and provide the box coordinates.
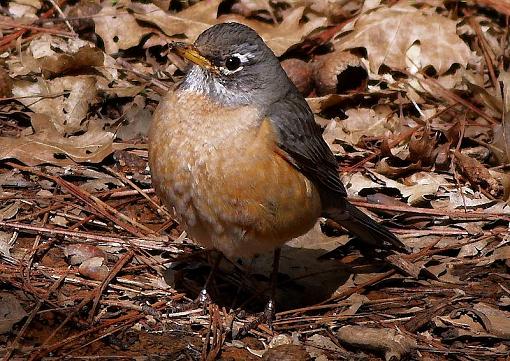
[266,91,408,253]
[266,92,347,198]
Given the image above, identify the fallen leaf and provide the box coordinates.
[65,244,108,266]
[130,0,221,43]
[454,150,504,198]
[78,256,109,281]
[323,106,396,145]
[94,5,153,54]
[0,201,21,221]
[13,76,100,135]
[342,171,446,205]
[337,4,472,74]
[473,303,510,339]
[336,325,416,360]
[0,293,27,334]
[0,232,13,259]
[133,2,326,56]
[0,114,115,166]
[225,7,327,56]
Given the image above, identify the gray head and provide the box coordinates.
[176,22,293,108]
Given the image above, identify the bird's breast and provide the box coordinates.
[149,90,321,258]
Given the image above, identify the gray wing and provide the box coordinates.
[266,91,347,198]
[267,91,408,253]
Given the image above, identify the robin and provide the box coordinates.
[149,22,407,312]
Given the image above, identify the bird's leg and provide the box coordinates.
[195,251,222,310]
[264,247,281,330]
[238,247,281,337]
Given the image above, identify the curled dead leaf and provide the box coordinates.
[408,128,438,166]
[375,158,423,178]
[313,50,366,96]
[27,35,104,77]
[454,150,504,198]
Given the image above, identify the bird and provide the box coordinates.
[149,22,407,315]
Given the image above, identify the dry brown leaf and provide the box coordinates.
[0,293,27,334]
[29,35,103,76]
[473,303,510,339]
[0,201,21,221]
[132,2,325,56]
[130,0,221,43]
[375,158,422,178]
[337,4,472,74]
[94,5,153,54]
[225,7,327,56]
[306,93,352,114]
[491,70,510,164]
[454,150,504,197]
[313,50,366,96]
[64,244,108,266]
[78,256,109,281]
[0,67,13,98]
[13,76,99,135]
[343,171,446,205]
[436,303,510,340]
[0,114,114,166]
[336,325,416,360]
[8,36,102,77]
[323,106,395,145]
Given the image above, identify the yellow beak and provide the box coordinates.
[171,42,218,73]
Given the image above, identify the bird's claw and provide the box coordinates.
[194,288,211,314]
[237,298,276,337]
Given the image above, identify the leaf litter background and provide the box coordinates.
[0,0,509,360]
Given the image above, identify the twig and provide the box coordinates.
[47,0,76,35]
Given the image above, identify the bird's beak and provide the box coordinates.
[170,42,218,73]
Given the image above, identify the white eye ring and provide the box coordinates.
[219,65,244,75]
[218,52,255,75]
[232,52,254,63]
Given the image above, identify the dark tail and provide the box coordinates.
[325,199,409,253]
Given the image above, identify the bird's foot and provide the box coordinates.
[194,288,212,314]
[237,299,276,337]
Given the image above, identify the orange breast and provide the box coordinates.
[149,90,321,258]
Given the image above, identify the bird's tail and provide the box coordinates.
[325,199,409,253]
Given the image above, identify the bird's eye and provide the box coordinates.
[225,56,241,71]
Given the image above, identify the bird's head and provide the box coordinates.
[172,22,293,108]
